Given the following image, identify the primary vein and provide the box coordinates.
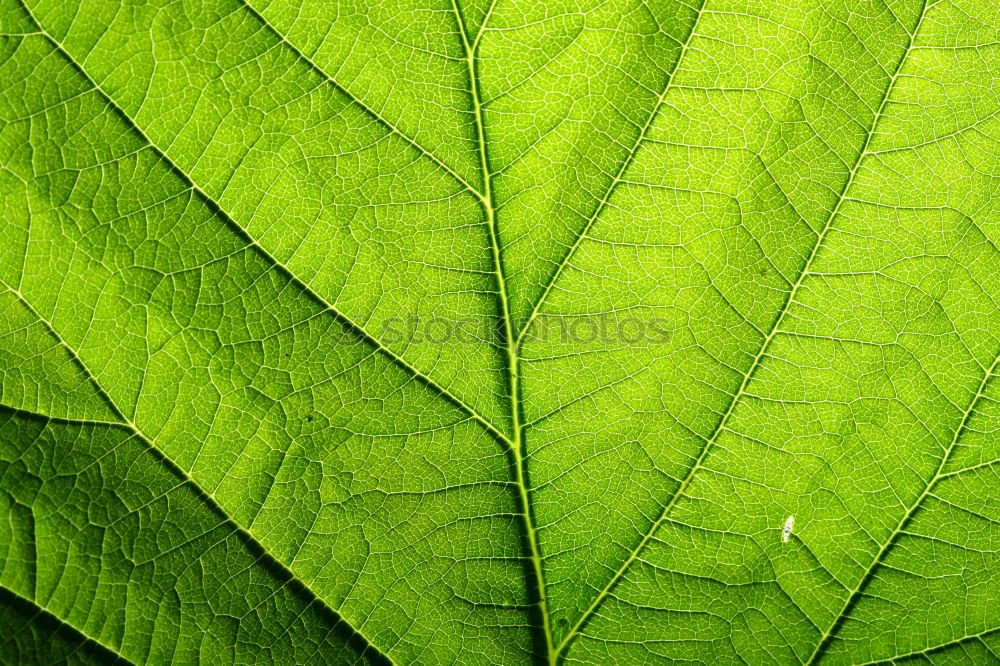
[449,0,556,659]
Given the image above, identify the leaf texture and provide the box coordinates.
[2,0,1000,663]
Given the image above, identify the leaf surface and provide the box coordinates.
[2,0,1000,663]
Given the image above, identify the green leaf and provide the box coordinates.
[2,0,999,663]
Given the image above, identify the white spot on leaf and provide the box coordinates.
[782,515,794,543]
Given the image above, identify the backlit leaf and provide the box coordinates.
[2,0,999,663]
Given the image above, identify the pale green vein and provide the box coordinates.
[10,5,508,449]
[449,0,557,660]
[236,0,485,202]
[937,456,1000,482]
[806,349,1000,664]
[514,0,707,345]
[551,2,931,659]
[0,404,123,429]
[858,628,999,665]
[0,584,135,665]
[0,278,396,666]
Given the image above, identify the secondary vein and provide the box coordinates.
[0,585,137,665]
[551,1,930,659]
[855,628,1000,666]
[0,281,396,666]
[806,349,1000,663]
[236,0,486,203]
[11,5,507,449]
[514,0,707,345]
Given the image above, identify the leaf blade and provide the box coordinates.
[3,0,1000,662]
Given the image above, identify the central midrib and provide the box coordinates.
[462,2,713,660]
[447,0,558,660]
